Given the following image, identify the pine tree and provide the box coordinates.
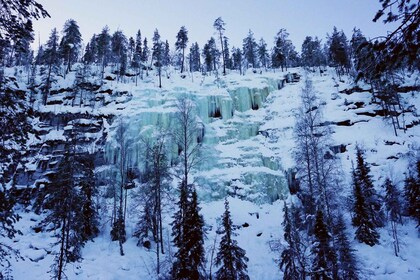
[352,167,380,246]
[41,28,60,105]
[38,141,97,279]
[172,184,206,280]
[301,36,325,71]
[272,29,296,71]
[232,47,243,74]
[280,203,305,280]
[242,30,257,69]
[311,210,336,280]
[152,29,163,87]
[354,147,384,227]
[0,0,49,42]
[213,17,227,75]
[258,38,269,70]
[132,30,142,83]
[384,177,402,256]
[223,37,231,70]
[59,19,82,73]
[163,40,170,67]
[404,160,420,227]
[110,30,127,80]
[128,36,135,66]
[141,37,149,66]
[83,34,97,64]
[214,198,249,280]
[175,26,188,73]
[96,26,111,79]
[328,27,350,76]
[189,42,201,72]
[79,154,99,241]
[333,215,359,279]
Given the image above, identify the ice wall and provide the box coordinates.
[104,77,288,203]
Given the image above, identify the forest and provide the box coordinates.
[0,0,419,279]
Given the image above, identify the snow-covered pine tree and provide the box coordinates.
[189,42,201,72]
[175,26,188,73]
[110,30,127,81]
[242,30,257,69]
[352,167,380,246]
[96,26,111,80]
[59,19,82,74]
[214,198,249,280]
[79,153,99,241]
[272,29,296,71]
[280,202,305,280]
[258,38,269,70]
[172,184,206,280]
[40,28,60,105]
[38,140,98,279]
[384,177,402,256]
[301,36,325,71]
[354,147,384,227]
[213,17,226,75]
[333,214,359,279]
[404,160,420,227]
[311,210,336,280]
[327,27,350,77]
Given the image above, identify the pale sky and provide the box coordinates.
[32,0,396,52]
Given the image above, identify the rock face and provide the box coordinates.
[16,70,300,204]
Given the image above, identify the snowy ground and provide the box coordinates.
[6,67,420,279]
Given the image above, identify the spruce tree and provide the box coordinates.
[354,147,384,227]
[280,203,304,280]
[258,38,269,70]
[311,210,336,280]
[328,27,350,76]
[333,215,359,279]
[189,42,201,72]
[242,30,257,69]
[41,28,60,105]
[352,168,380,246]
[213,17,227,75]
[59,19,82,73]
[215,198,249,280]
[38,142,97,279]
[404,160,420,227]
[172,184,206,280]
[384,177,402,256]
[175,26,188,73]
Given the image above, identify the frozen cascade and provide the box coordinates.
[103,77,288,203]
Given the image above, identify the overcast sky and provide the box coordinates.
[32,0,396,52]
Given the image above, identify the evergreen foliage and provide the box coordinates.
[327,27,350,76]
[404,160,420,227]
[59,19,82,73]
[272,29,297,71]
[351,157,380,246]
[280,203,305,280]
[0,0,49,42]
[242,30,257,69]
[214,198,249,280]
[189,42,201,72]
[172,184,206,280]
[311,210,336,280]
[333,215,359,280]
[213,17,227,75]
[175,26,188,73]
[301,36,325,70]
[37,143,98,279]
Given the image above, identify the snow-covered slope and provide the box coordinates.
[5,67,420,279]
